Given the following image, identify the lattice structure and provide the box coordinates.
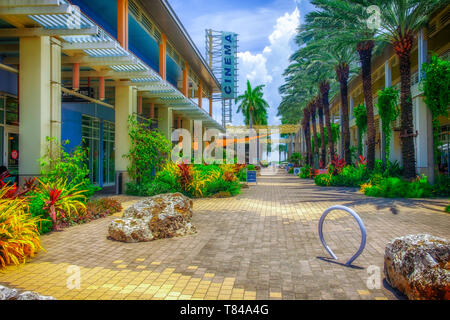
[205,29,238,127]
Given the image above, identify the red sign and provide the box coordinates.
[11,150,18,160]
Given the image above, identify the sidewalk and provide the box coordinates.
[0,171,448,300]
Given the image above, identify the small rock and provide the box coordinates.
[384,234,450,300]
[108,193,196,243]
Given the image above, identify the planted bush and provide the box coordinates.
[0,186,43,268]
[363,175,432,198]
[40,137,100,199]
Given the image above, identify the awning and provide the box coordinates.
[0,0,225,132]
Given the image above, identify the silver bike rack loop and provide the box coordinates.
[318,205,367,266]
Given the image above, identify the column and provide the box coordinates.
[159,33,167,80]
[198,80,203,108]
[115,85,134,176]
[209,95,213,117]
[415,29,434,181]
[117,0,129,50]
[382,60,392,165]
[158,106,173,140]
[182,62,189,97]
[19,36,59,179]
[50,37,61,147]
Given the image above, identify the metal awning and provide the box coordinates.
[0,0,225,132]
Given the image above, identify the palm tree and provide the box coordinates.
[316,92,327,167]
[235,80,269,129]
[307,0,381,170]
[303,107,313,166]
[372,0,446,178]
[310,98,320,168]
[236,80,269,164]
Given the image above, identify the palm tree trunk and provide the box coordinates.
[321,82,334,163]
[396,42,416,179]
[317,101,326,168]
[357,41,376,170]
[336,64,351,164]
[310,101,319,169]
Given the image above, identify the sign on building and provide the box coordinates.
[221,32,237,99]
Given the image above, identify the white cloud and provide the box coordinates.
[234,7,300,125]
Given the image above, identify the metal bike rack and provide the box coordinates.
[318,205,367,266]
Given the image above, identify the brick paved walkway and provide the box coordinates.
[1,171,449,300]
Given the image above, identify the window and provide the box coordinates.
[103,121,115,186]
[82,115,100,185]
[5,96,18,126]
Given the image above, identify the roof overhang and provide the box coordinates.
[136,0,221,93]
[0,0,225,132]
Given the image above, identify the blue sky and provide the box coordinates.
[169,0,315,126]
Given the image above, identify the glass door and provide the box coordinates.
[5,128,19,176]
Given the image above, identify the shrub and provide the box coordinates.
[0,186,43,268]
[28,193,52,234]
[445,205,450,213]
[289,153,302,166]
[71,198,122,224]
[299,165,312,179]
[432,174,450,197]
[125,117,171,186]
[363,175,432,198]
[37,179,87,230]
[315,173,334,187]
[288,167,294,174]
[40,137,100,199]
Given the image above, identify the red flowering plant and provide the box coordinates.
[38,178,87,230]
[329,155,346,176]
[357,155,367,168]
[0,172,37,199]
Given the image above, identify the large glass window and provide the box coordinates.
[103,121,115,186]
[82,115,100,185]
[5,96,18,126]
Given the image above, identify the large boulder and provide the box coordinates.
[384,234,450,300]
[0,285,55,300]
[108,193,196,243]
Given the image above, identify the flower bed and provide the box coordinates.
[306,156,449,199]
[126,163,244,198]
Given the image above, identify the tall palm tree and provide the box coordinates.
[307,0,381,170]
[303,107,313,166]
[320,81,335,162]
[310,98,320,168]
[371,0,446,178]
[235,80,269,129]
[316,92,327,167]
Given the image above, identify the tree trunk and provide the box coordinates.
[310,101,319,169]
[321,82,334,163]
[357,41,376,170]
[336,63,351,164]
[317,99,326,168]
[395,35,416,179]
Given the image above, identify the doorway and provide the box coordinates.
[4,127,19,176]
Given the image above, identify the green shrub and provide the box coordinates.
[432,174,450,197]
[445,205,450,213]
[364,175,432,198]
[237,168,247,182]
[206,179,240,196]
[28,193,52,234]
[299,165,312,179]
[40,137,100,199]
[288,167,294,174]
[314,173,334,187]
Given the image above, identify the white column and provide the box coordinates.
[19,36,53,178]
[115,85,134,173]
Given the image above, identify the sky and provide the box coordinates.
[169,0,315,126]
